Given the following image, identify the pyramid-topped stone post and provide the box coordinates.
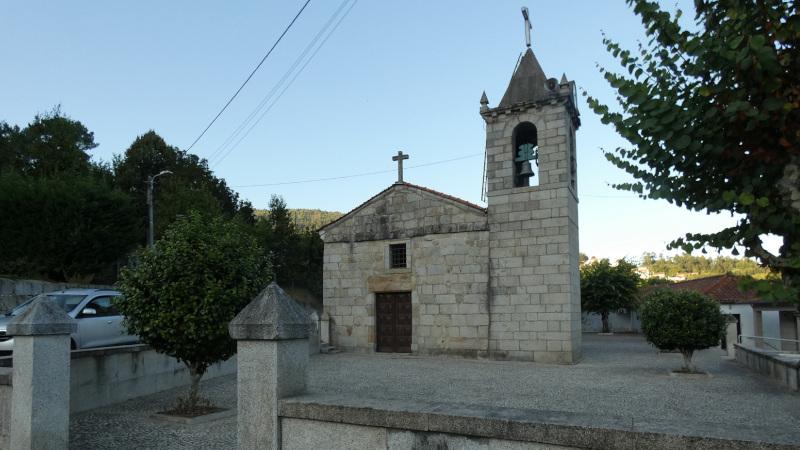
[8,296,77,450]
[229,282,310,450]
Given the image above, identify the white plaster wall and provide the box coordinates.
[718,304,755,338]
[581,311,641,333]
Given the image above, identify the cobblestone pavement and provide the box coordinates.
[70,334,800,449]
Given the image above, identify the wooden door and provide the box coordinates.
[376,292,412,353]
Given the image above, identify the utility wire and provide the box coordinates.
[232,153,483,188]
[208,0,352,165]
[230,149,638,200]
[185,0,312,152]
[213,0,357,167]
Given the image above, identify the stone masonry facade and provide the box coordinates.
[321,185,490,356]
[320,46,581,363]
[483,102,581,363]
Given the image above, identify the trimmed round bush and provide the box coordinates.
[117,211,269,410]
[640,289,725,372]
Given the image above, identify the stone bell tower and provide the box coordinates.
[481,29,582,363]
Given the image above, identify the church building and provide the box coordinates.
[319,23,582,363]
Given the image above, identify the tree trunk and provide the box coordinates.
[680,349,695,373]
[187,362,205,409]
[601,312,610,334]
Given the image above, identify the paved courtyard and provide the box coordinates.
[70,334,800,449]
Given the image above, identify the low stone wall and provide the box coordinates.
[0,344,237,445]
[70,344,236,413]
[735,344,799,391]
[0,277,111,312]
[278,395,796,450]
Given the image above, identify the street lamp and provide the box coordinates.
[146,170,172,248]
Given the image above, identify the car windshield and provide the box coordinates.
[6,294,87,316]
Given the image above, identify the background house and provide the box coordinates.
[666,275,799,351]
[583,274,798,353]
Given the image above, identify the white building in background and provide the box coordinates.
[584,274,796,351]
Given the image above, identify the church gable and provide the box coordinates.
[319,183,487,243]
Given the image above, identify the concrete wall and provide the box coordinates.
[581,310,641,333]
[763,310,781,341]
[0,368,9,450]
[735,344,799,391]
[279,395,779,450]
[0,345,235,449]
[779,311,799,352]
[282,418,576,449]
[323,230,490,356]
[69,344,235,413]
[581,305,780,338]
[483,101,581,363]
[0,277,111,312]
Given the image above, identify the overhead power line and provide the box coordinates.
[229,150,639,200]
[208,0,355,166]
[232,153,483,188]
[185,0,312,152]
[211,0,358,167]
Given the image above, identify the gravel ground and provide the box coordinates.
[70,334,800,449]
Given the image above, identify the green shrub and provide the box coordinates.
[640,289,725,372]
[117,211,269,409]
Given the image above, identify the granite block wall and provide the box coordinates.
[483,101,581,363]
[322,230,490,356]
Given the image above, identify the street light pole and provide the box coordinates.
[146,170,173,248]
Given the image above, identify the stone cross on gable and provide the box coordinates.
[392,151,409,183]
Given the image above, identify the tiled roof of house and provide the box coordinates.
[318,182,486,232]
[666,274,761,304]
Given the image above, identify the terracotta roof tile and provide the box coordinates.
[666,274,760,304]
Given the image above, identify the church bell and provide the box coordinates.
[519,160,534,178]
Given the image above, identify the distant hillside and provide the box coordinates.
[255,208,343,230]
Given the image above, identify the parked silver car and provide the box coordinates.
[0,289,139,353]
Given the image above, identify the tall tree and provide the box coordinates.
[580,259,641,333]
[0,107,98,177]
[0,109,137,282]
[113,131,254,243]
[255,195,296,285]
[587,1,799,301]
[0,170,139,282]
[252,195,325,297]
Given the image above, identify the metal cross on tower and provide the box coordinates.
[392,151,409,183]
[521,7,532,48]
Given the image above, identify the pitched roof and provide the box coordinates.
[318,182,486,232]
[404,182,486,212]
[498,48,550,108]
[666,274,761,304]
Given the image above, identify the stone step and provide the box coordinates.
[320,344,341,354]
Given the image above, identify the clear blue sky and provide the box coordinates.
[1,1,774,260]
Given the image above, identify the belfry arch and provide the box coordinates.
[512,122,538,188]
